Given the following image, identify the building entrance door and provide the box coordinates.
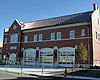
[58,47,75,67]
[9,53,16,64]
[40,48,53,66]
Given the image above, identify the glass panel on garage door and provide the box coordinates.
[58,47,75,67]
[24,49,36,65]
[40,48,53,66]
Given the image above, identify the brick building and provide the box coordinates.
[2,4,100,67]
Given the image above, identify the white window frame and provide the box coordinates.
[10,34,18,43]
[39,34,43,41]
[51,33,55,40]
[24,36,28,42]
[70,30,75,39]
[57,32,61,40]
[34,34,37,42]
[81,29,85,36]
[5,38,7,43]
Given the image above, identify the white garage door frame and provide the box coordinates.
[23,48,36,65]
[58,47,75,67]
[39,48,53,66]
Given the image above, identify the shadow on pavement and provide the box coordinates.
[6,77,87,80]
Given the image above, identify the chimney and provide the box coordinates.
[93,3,99,10]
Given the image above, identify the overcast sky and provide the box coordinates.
[0,0,100,42]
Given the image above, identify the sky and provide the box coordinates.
[0,0,100,42]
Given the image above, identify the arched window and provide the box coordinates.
[10,34,18,43]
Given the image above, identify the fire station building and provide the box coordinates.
[2,4,100,67]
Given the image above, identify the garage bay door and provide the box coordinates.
[40,48,53,66]
[23,48,36,65]
[58,47,75,67]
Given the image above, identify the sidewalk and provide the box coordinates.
[0,65,100,80]
[0,65,65,75]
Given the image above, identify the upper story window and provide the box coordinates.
[34,34,37,42]
[97,18,99,25]
[10,34,18,43]
[51,33,55,40]
[24,36,28,42]
[98,34,100,41]
[57,32,61,40]
[5,38,7,43]
[96,32,97,39]
[81,29,85,36]
[70,30,75,39]
[39,34,43,41]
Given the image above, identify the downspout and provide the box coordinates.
[19,26,22,64]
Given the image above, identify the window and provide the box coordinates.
[10,46,17,49]
[97,18,99,25]
[24,36,28,42]
[39,34,43,41]
[57,32,61,40]
[5,38,7,43]
[10,34,18,43]
[99,34,100,41]
[96,32,97,39]
[81,29,85,36]
[34,34,37,42]
[70,30,75,39]
[51,33,55,40]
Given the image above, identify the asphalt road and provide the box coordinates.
[0,71,86,80]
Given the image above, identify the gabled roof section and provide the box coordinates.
[15,19,22,26]
[21,11,93,30]
[4,19,24,32]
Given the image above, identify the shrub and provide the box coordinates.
[94,65,100,69]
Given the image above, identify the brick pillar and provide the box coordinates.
[53,46,58,67]
[20,48,24,65]
[36,47,39,66]
[75,45,78,67]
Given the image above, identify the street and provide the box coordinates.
[0,70,84,80]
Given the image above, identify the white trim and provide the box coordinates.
[57,32,61,40]
[23,48,36,66]
[58,47,75,67]
[4,37,92,44]
[51,32,55,40]
[39,48,53,66]
[21,37,92,43]
[39,34,43,41]
[34,34,37,42]
[23,22,89,33]
[15,19,22,26]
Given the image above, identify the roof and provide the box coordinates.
[21,11,93,30]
